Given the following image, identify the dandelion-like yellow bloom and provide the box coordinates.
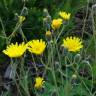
[51,18,63,30]
[3,42,27,58]
[19,16,26,23]
[27,39,46,55]
[34,77,45,89]
[62,36,83,52]
[59,11,71,20]
[46,31,52,36]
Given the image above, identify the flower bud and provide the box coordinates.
[43,8,49,16]
[72,74,77,79]
[74,54,81,63]
[46,15,51,23]
[46,31,52,36]
[19,16,26,23]
[82,60,90,65]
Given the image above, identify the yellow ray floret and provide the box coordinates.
[3,42,27,58]
[34,77,45,89]
[62,36,83,52]
[59,11,71,20]
[27,39,46,55]
[51,18,63,30]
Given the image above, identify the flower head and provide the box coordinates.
[34,77,45,89]
[19,16,26,23]
[27,39,46,55]
[62,36,83,52]
[59,11,71,20]
[3,42,27,58]
[46,31,52,36]
[51,18,63,30]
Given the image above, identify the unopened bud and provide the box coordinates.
[50,40,53,44]
[43,8,49,16]
[74,54,81,63]
[82,60,90,65]
[46,15,51,23]
[72,74,77,79]
[43,18,47,23]
[19,16,26,23]
[46,31,52,36]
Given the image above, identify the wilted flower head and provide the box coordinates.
[62,36,83,52]
[27,39,46,55]
[59,11,71,20]
[3,42,27,58]
[34,77,45,89]
[51,18,63,30]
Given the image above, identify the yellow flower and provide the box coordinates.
[34,77,45,89]
[3,42,27,58]
[59,11,71,20]
[62,36,83,52]
[46,31,52,36]
[51,18,63,30]
[27,39,46,55]
[19,16,26,23]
